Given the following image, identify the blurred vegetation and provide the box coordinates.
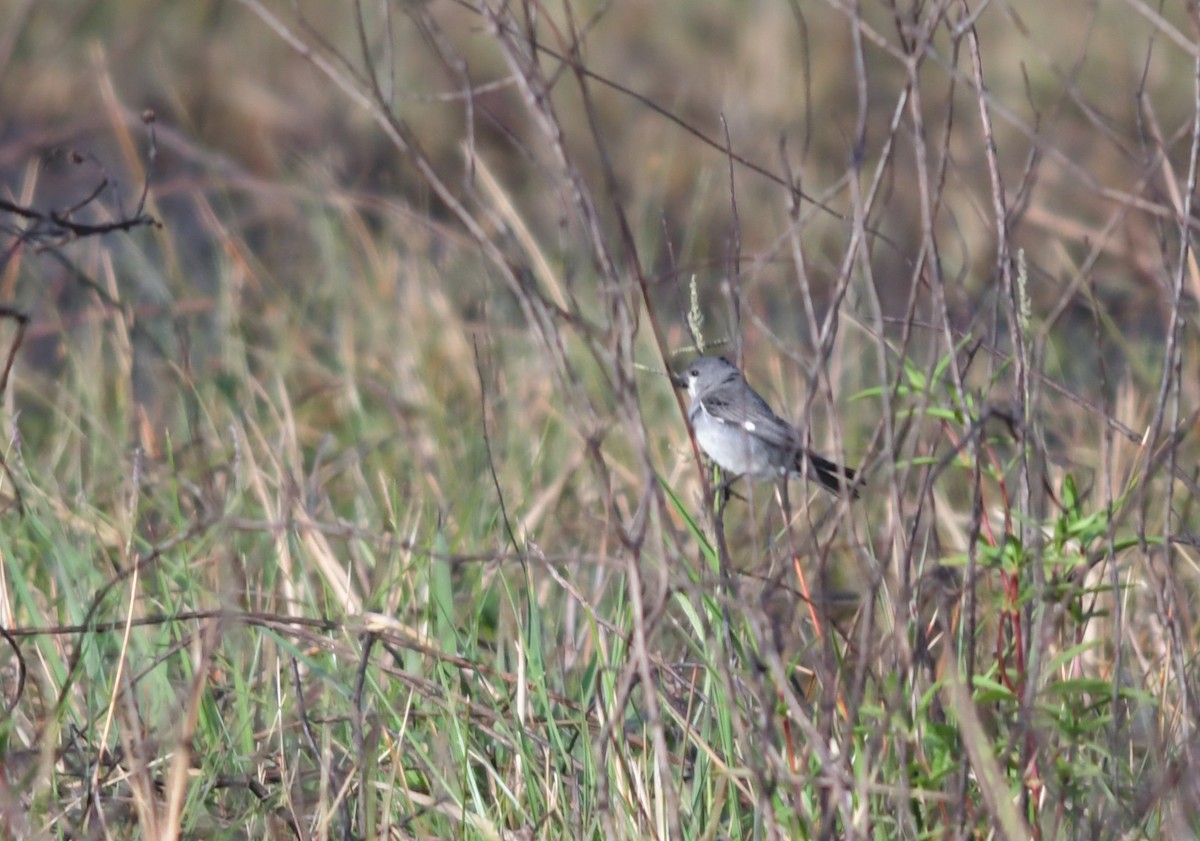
[2,0,1200,838]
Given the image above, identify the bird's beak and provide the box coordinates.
[669,371,688,389]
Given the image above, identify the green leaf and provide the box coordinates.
[430,526,457,654]
[1041,678,1114,697]
[1043,640,1103,676]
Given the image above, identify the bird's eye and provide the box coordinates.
[689,368,699,377]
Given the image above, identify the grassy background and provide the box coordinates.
[2,0,1200,838]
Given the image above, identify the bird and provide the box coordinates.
[673,355,857,497]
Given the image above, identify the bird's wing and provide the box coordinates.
[698,390,800,451]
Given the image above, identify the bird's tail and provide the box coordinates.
[803,450,859,498]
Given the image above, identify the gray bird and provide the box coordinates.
[673,355,857,496]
